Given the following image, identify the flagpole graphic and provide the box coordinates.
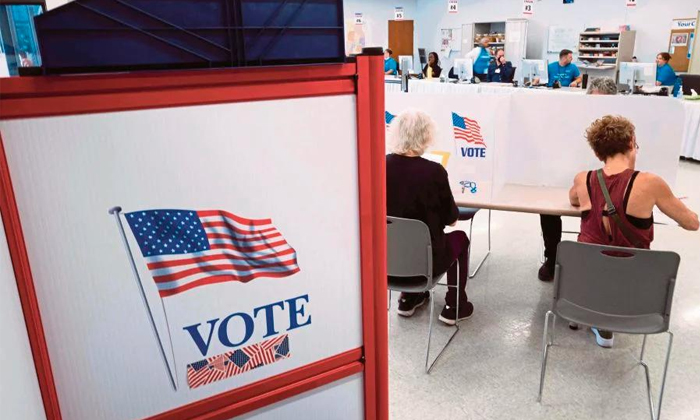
[109,206,178,391]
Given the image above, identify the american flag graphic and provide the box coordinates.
[186,334,291,389]
[385,111,396,128]
[452,112,486,147]
[125,209,300,298]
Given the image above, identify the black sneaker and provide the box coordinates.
[397,292,429,317]
[438,301,474,325]
[538,261,554,282]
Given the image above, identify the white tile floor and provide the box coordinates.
[389,160,700,420]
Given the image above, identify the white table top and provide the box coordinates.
[454,184,581,217]
[454,183,678,225]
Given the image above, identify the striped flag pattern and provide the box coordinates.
[452,112,486,147]
[186,334,291,389]
[125,209,300,297]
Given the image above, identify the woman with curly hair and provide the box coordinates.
[569,115,698,348]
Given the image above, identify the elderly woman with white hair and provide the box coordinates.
[386,110,473,324]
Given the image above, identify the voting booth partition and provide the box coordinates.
[386,91,684,207]
[0,56,388,420]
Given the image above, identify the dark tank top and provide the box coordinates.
[578,169,654,249]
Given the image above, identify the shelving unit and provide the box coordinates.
[577,30,636,69]
[460,19,528,80]
[472,21,507,55]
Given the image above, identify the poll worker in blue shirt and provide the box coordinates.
[384,48,398,75]
[487,49,515,83]
[465,37,492,81]
[655,52,678,93]
[548,49,582,87]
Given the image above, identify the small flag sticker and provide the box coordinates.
[186,335,291,389]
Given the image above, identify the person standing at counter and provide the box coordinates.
[384,48,398,75]
[465,37,492,81]
[655,52,679,95]
[422,52,442,79]
[548,49,582,87]
[487,49,514,83]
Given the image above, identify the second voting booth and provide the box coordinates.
[0,37,388,420]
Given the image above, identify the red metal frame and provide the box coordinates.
[0,58,388,420]
[0,132,62,420]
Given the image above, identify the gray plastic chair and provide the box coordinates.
[458,207,491,278]
[387,216,463,373]
[538,241,680,420]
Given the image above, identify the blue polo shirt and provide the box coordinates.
[656,63,677,86]
[547,62,581,87]
[384,57,398,75]
[474,47,491,75]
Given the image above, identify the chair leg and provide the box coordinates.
[639,335,655,419]
[639,332,674,420]
[469,209,492,278]
[657,332,674,420]
[425,272,461,374]
[537,311,555,403]
[424,290,435,372]
[387,290,392,330]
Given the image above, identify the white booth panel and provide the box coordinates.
[0,213,47,420]
[235,374,364,420]
[0,94,364,420]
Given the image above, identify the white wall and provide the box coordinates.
[415,0,699,66]
[344,0,418,53]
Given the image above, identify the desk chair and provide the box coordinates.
[504,66,516,84]
[538,241,680,420]
[387,216,463,373]
[458,207,491,278]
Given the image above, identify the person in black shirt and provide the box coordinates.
[386,110,473,324]
[487,49,514,83]
[422,52,442,79]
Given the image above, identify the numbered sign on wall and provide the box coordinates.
[626,0,637,7]
[522,0,534,16]
[448,0,458,14]
[394,7,404,20]
[354,12,364,25]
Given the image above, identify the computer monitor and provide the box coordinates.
[418,48,427,66]
[452,58,474,81]
[521,59,548,85]
[619,62,657,88]
[399,55,414,75]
